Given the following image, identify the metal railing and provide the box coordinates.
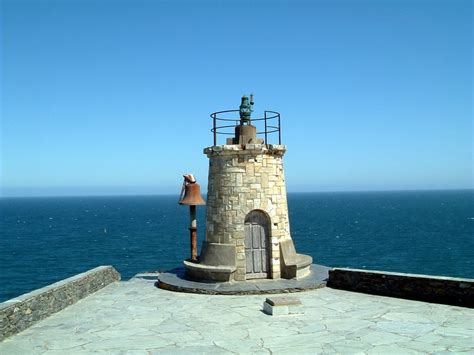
[210,109,281,146]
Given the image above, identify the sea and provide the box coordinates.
[1,190,473,302]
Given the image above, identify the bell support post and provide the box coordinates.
[178,174,205,262]
[189,205,197,261]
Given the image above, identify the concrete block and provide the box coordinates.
[263,297,303,316]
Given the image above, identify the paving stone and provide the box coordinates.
[323,318,375,333]
[298,322,327,334]
[433,325,474,338]
[246,324,300,339]
[165,345,230,354]
[372,320,438,337]
[397,340,449,353]
[263,332,342,349]
[382,311,436,323]
[330,339,373,354]
[367,344,420,354]
[213,339,266,354]
[357,330,413,345]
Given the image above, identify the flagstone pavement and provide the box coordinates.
[1,277,473,354]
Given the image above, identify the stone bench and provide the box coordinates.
[183,260,236,282]
[183,242,237,282]
[280,240,313,279]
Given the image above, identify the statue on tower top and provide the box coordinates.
[239,94,254,125]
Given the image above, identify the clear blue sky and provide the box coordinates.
[1,0,472,197]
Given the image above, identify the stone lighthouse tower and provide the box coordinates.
[184,96,312,282]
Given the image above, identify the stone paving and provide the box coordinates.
[1,277,473,354]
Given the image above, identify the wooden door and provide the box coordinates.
[244,210,270,279]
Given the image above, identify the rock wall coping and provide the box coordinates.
[327,267,474,308]
[204,144,286,156]
[0,265,121,341]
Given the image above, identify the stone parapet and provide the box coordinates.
[327,268,474,308]
[0,266,120,341]
[204,144,287,157]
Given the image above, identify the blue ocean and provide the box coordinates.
[1,190,473,302]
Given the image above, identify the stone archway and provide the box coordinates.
[244,210,271,279]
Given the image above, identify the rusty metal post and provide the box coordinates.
[189,205,197,261]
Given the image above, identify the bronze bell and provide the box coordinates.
[179,182,206,206]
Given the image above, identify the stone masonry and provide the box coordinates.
[204,143,290,281]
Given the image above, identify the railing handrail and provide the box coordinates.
[210,109,281,146]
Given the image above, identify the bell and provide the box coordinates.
[179,182,206,205]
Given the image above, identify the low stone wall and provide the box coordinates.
[0,266,120,341]
[327,268,473,308]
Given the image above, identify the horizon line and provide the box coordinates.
[1,187,472,199]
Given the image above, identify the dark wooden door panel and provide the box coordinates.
[244,210,270,279]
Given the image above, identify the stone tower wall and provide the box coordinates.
[204,144,291,280]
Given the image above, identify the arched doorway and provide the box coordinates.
[244,210,271,279]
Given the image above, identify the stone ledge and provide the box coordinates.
[327,268,474,308]
[157,264,329,295]
[204,144,287,156]
[0,266,120,341]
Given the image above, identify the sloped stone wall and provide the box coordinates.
[204,144,291,280]
[0,266,120,341]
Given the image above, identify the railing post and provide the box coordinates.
[264,111,268,145]
[278,113,281,144]
[213,114,216,146]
